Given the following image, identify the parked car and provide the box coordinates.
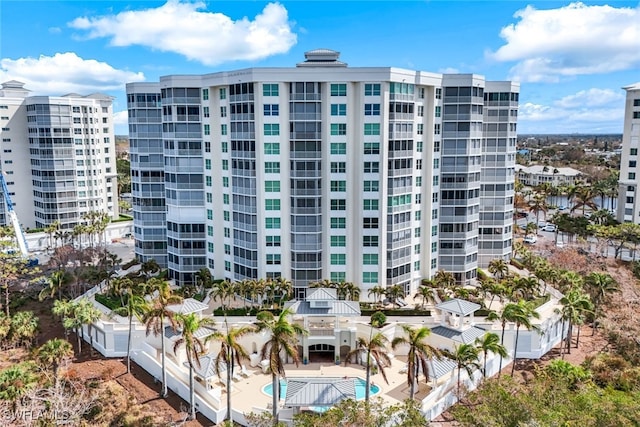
[558,205,567,211]
[524,234,537,244]
[544,224,557,232]
[538,222,547,228]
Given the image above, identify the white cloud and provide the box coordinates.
[439,67,460,74]
[489,2,640,82]
[0,52,145,94]
[113,110,129,126]
[519,87,625,133]
[48,27,61,34]
[68,1,297,66]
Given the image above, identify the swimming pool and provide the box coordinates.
[262,377,380,402]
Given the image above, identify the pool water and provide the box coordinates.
[262,377,380,402]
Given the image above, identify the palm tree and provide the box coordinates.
[173,313,216,420]
[255,308,308,424]
[474,332,507,377]
[52,299,82,353]
[391,325,441,400]
[414,285,437,309]
[570,185,598,216]
[487,302,524,377]
[368,285,385,307]
[345,330,391,403]
[211,321,255,423]
[143,279,183,398]
[442,344,480,394]
[584,272,618,335]
[487,258,509,281]
[556,288,592,356]
[113,289,149,373]
[139,259,161,279]
[384,284,404,309]
[34,338,74,383]
[510,300,540,375]
[210,279,233,311]
[44,220,61,252]
[434,269,456,291]
[9,310,39,348]
[528,193,548,225]
[76,298,102,357]
[0,363,38,410]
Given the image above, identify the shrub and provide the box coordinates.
[510,258,525,269]
[370,311,386,328]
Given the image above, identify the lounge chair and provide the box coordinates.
[399,363,408,374]
[241,365,251,377]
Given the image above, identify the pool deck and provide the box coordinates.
[222,355,433,416]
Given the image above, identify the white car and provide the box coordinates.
[524,234,537,244]
[544,224,557,232]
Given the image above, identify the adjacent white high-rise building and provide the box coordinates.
[617,82,640,224]
[0,80,119,231]
[127,50,518,299]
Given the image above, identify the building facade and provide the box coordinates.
[617,82,640,224]
[0,80,119,231]
[127,50,518,298]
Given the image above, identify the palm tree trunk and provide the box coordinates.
[127,314,132,373]
[511,326,520,376]
[483,350,488,377]
[161,321,168,397]
[409,358,416,400]
[575,324,581,348]
[272,373,279,425]
[566,322,572,355]
[189,365,196,420]
[560,319,566,359]
[457,367,461,394]
[227,349,233,423]
[365,349,372,402]
[76,326,82,354]
[498,326,506,377]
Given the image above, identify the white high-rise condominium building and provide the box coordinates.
[127,50,518,299]
[0,80,119,230]
[617,82,640,224]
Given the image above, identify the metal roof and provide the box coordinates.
[183,354,219,379]
[306,288,338,300]
[284,377,356,407]
[431,325,487,344]
[435,298,481,316]
[284,300,361,316]
[167,298,209,314]
[427,357,458,380]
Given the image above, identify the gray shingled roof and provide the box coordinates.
[184,354,219,379]
[167,298,209,314]
[435,298,481,316]
[284,300,361,316]
[431,325,487,344]
[284,378,356,407]
[427,357,458,380]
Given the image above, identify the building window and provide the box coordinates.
[264,104,279,116]
[331,272,346,282]
[220,88,226,99]
[363,254,378,265]
[220,106,227,117]
[436,88,442,99]
[364,84,380,96]
[364,104,380,116]
[202,88,209,100]
[416,141,423,152]
[431,258,437,269]
[331,162,346,173]
[265,181,281,192]
[331,217,346,229]
[265,142,280,155]
[364,161,379,173]
[266,254,281,265]
[364,199,379,210]
[331,143,346,155]
[330,84,347,96]
[331,199,346,210]
[632,148,638,156]
[364,142,380,154]
[331,123,347,135]
[364,180,379,191]
[207,225,214,236]
[330,180,346,192]
[419,88,425,98]
[205,176,212,186]
[223,194,230,204]
[263,84,279,96]
[415,228,421,238]
[221,124,227,135]
[435,106,441,117]
[364,123,380,135]
[264,124,280,136]
[265,199,281,210]
[630,173,636,180]
[205,159,211,170]
[331,104,346,116]
[203,124,210,135]
[331,236,346,247]
[331,254,346,265]
[362,272,378,284]
[221,142,228,153]
[207,242,214,253]
[266,218,281,229]
[634,112,640,119]
[363,236,379,247]
[203,106,210,118]
[415,210,421,221]
[431,225,438,236]
[265,161,280,173]
[207,209,213,220]
[222,159,229,170]
[206,193,213,203]
[630,161,637,168]
[417,124,424,135]
[363,217,379,228]
[266,236,281,247]
[627,196,634,204]
[417,106,424,117]
[431,209,438,219]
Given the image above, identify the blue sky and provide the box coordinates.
[1,1,639,135]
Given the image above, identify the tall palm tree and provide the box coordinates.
[0,363,38,410]
[528,193,548,225]
[34,338,74,383]
[9,310,39,348]
[584,272,618,335]
[487,302,524,377]
[487,258,509,281]
[414,285,437,309]
[474,332,507,377]
[368,285,385,307]
[391,325,441,400]
[556,288,593,356]
[346,330,391,403]
[434,269,456,291]
[255,308,308,424]
[570,185,598,215]
[173,313,216,420]
[510,300,540,375]
[38,269,73,302]
[52,299,82,353]
[384,284,404,309]
[211,321,255,424]
[76,298,102,357]
[143,279,183,398]
[113,289,149,373]
[194,267,212,298]
[442,344,480,394]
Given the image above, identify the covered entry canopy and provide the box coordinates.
[284,377,356,407]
